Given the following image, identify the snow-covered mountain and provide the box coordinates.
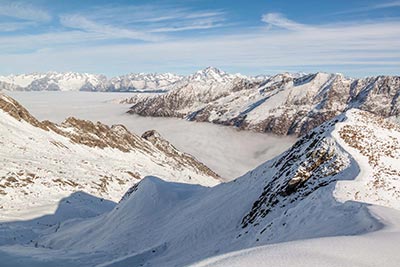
[0,72,183,92]
[0,67,265,93]
[108,73,183,92]
[0,72,108,92]
[0,92,220,221]
[123,67,267,115]
[125,71,400,136]
[2,108,399,266]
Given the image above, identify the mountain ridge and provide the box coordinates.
[28,108,400,266]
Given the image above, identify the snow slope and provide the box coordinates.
[0,93,219,221]
[2,109,397,266]
[192,206,400,267]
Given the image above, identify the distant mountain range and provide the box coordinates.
[123,68,400,136]
[0,67,272,92]
[0,71,183,92]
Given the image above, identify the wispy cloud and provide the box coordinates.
[148,10,227,32]
[261,13,310,31]
[372,0,400,9]
[56,5,226,41]
[0,4,228,51]
[64,5,227,32]
[0,21,36,32]
[81,5,226,25]
[59,15,161,42]
[0,2,51,22]
[149,16,226,33]
[334,1,400,15]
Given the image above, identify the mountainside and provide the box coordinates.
[125,71,400,136]
[9,109,398,266]
[0,72,183,92]
[0,93,220,221]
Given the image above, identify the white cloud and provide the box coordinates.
[149,10,227,32]
[334,1,400,15]
[372,0,400,8]
[0,21,36,32]
[149,16,226,33]
[55,5,227,42]
[261,13,309,31]
[83,5,226,25]
[59,15,161,42]
[63,5,227,33]
[0,2,51,22]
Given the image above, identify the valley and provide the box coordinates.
[7,91,296,180]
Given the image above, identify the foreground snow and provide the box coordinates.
[192,206,400,267]
[0,109,398,266]
[2,206,400,267]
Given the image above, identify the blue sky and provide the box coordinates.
[0,0,399,77]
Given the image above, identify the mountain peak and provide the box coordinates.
[202,66,224,74]
[191,67,226,81]
[185,67,248,85]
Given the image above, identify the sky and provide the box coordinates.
[0,0,399,77]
